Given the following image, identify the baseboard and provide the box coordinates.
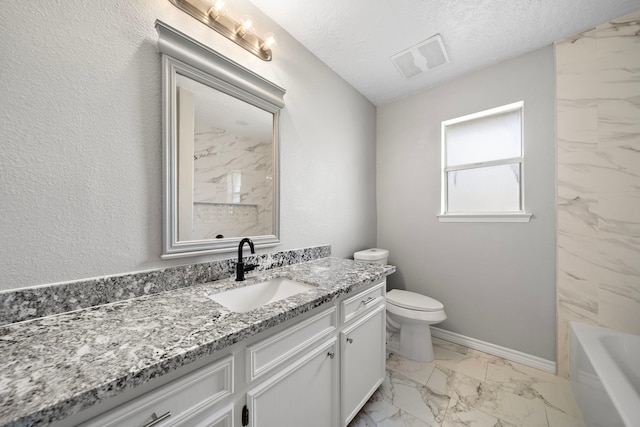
[430,327,557,374]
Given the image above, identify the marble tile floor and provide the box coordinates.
[349,338,585,427]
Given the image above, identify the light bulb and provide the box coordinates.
[237,15,253,37]
[207,0,225,20]
[260,32,277,51]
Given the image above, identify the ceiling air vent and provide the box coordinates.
[390,34,449,79]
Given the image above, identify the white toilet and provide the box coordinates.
[354,248,447,363]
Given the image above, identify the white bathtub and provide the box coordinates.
[570,322,640,427]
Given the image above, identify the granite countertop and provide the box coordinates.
[0,257,395,427]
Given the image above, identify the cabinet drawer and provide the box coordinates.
[81,355,233,427]
[247,307,336,381]
[342,281,385,323]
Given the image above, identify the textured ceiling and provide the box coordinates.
[249,0,640,105]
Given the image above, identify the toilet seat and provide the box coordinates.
[386,290,446,323]
[386,301,447,323]
[387,289,444,312]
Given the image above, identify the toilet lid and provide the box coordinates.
[387,289,444,312]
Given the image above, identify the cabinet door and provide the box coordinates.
[246,338,338,427]
[341,304,386,426]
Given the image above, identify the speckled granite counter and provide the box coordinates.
[0,258,394,427]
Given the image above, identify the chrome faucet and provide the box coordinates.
[236,238,257,281]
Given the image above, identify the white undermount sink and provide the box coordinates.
[207,277,314,313]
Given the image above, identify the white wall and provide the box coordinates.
[377,46,557,361]
[0,0,377,291]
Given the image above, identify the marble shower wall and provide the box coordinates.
[192,126,274,239]
[556,10,640,377]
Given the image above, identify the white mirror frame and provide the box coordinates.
[156,21,286,258]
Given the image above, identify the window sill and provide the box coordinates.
[437,213,532,223]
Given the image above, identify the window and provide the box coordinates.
[439,101,531,222]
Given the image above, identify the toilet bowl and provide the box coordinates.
[353,248,447,363]
[386,289,446,362]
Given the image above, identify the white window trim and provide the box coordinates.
[439,101,532,223]
[437,213,532,223]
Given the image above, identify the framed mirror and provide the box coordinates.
[156,21,286,258]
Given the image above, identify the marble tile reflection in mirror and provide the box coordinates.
[175,74,275,241]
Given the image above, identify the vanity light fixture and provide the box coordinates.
[168,0,276,61]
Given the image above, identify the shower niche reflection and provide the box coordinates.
[157,21,285,258]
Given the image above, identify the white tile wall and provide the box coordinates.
[556,9,640,377]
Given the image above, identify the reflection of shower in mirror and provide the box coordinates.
[175,72,276,243]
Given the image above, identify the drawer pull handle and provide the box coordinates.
[327,351,335,359]
[143,411,172,427]
[346,337,353,344]
[361,296,376,305]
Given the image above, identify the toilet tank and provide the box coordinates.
[354,248,389,265]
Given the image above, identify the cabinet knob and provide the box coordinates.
[346,337,354,344]
[327,351,335,359]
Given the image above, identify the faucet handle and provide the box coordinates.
[244,263,258,272]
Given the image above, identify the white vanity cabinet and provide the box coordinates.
[241,280,386,427]
[76,280,386,427]
[340,282,386,426]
